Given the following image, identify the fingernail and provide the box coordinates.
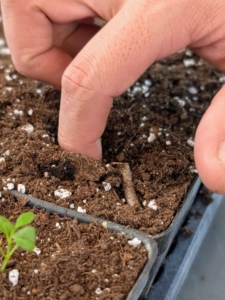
[218,140,225,163]
[84,139,102,160]
[94,139,102,159]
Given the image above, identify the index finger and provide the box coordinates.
[58,0,193,158]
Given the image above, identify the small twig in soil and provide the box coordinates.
[112,162,140,207]
[55,242,62,251]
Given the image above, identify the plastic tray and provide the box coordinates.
[139,176,201,298]
[152,176,201,255]
[12,191,158,300]
[11,176,200,298]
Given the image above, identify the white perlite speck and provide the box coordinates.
[174,96,186,107]
[70,204,75,209]
[148,200,158,211]
[54,188,71,199]
[189,166,198,174]
[13,109,23,116]
[6,183,14,190]
[0,157,5,163]
[27,108,33,116]
[187,139,195,147]
[185,49,193,56]
[77,206,86,213]
[0,38,5,47]
[33,247,41,255]
[144,79,152,86]
[0,47,10,55]
[219,75,225,83]
[183,58,196,67]
[6,87,12,91]
[5,74,12,81]
[166,141,171,145]
[17,184,26,194]
[147,133,156,143]
[36,89,42,94]
[128,237,142,247]
[188,87,198,94]
[95,288,103,295]
[132,86,142,94]
[12,74,18,80]
[102,182,111,191]
[9,269,19,286]
[2,150,10,156]
[21,123,34,134]
[142,85,149,93]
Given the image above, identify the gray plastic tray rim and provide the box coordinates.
[12,191,158,300]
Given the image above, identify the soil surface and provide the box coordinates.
[0,18,224,236]
[0,194,148,300]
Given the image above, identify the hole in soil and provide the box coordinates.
[38,159,76,181]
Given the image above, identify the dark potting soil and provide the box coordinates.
[0,80,196,235]
[0,20,224,235]
[0,193,148,300]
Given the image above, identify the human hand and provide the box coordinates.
[2,0,225,193]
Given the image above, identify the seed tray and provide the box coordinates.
[12,191,158,300]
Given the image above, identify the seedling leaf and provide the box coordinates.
[0,213,37,272]
[0,216,15,236]
[15,212,34,229]
[12,227,36,251]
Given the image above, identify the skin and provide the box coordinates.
[1,0,225,193]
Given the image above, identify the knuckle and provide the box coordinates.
[12,58,31,78]
[62,62,94,95]
[11,51,34,78]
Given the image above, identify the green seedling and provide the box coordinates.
[0,212,36,272]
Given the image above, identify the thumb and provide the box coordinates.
[194,85,225,194]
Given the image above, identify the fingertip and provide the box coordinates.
[58,134,102,160]
[194,141,225,194]
[194,86,225,194]
[80,139,102,160]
